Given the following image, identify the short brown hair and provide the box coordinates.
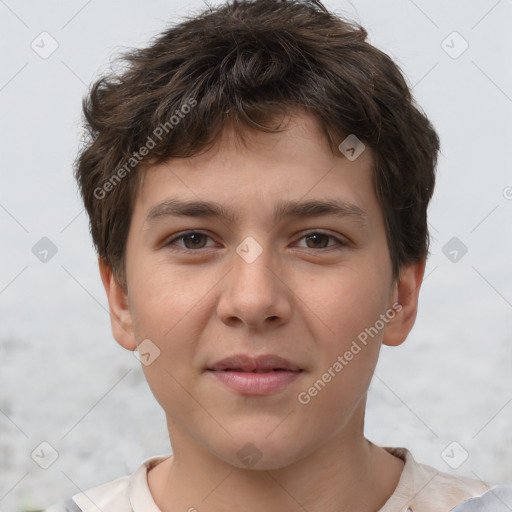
[74,0,439,290]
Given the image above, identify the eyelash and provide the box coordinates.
[164,230,348,252]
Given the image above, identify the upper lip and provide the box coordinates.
[207,354,302,372]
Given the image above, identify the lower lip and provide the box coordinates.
[207,370,302,395]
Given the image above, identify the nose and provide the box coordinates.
[216,238,292,330]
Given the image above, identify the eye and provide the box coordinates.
[165,231,216,251]
[164,230,348,252]
[295,231,347,250]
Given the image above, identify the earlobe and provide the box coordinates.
[382,258,426,347]
[98,257,137,351]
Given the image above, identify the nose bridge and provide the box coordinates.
[233,234,275,302]
[217,234,290,328]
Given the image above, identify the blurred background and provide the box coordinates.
[1,0,511,510]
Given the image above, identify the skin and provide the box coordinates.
[100,111,425,512]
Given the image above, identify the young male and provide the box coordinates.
[42,0,511,510]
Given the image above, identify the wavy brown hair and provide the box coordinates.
[74,0,439,290]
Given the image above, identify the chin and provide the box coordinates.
[212,430,311,471]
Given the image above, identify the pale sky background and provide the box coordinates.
[1,0,511,510]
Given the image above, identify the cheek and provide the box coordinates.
[129,266,213,376]
[132,291,203,422]
[306,265,390,347]
[129,261,204,337]
[299,268,389,416]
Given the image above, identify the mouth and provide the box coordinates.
[213,368,300,372]
[206,354,304,395]
[207,354,302,373]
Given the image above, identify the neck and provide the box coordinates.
[148,406,403,512]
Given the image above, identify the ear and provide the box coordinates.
[382,258,426,347]
[98,257,137,351]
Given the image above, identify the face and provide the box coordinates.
[102,112,423,470]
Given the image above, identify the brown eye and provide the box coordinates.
[181,233,208,249]
[166,231,214,250]
[296,231,346,250]
[304,233,330,248]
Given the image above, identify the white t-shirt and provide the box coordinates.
[43,447,510,512]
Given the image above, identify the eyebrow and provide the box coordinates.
[144,197,370,228]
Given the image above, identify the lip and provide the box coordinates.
[206,354,303,395]
[207,354,301,372]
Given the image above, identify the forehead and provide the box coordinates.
[133,111,378,226]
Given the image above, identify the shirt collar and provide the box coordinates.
[128,453,171,512]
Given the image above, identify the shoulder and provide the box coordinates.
[380,447,496,512]
[41,454,171,512]
[450,484,512,510]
